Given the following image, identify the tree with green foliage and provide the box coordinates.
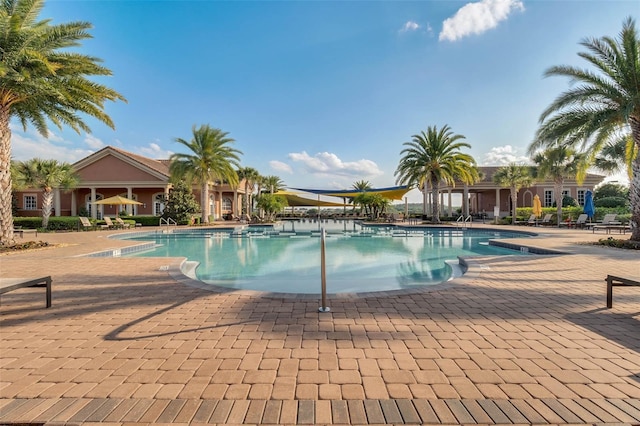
[529,17,640,240]
[593,133,637,181]
[0,0,126,244]
[255,193,288,222]
[237,167,260,215]
[263,175,285,194]
[161,180,201,224]
[353,192,390,220]
[395,125,479,223]
[532,145,586,227]
[13,159,79,229]
[493,163,534,224]
[170,125,242,224]
[595,182,630,200]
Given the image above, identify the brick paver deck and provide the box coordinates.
[1,224,639,425]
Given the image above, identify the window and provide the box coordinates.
[153,193,165,216]
[562,190,570,198]
[544,190,553,207]
[222,197,232,213]
[577,190,586,206]
[23,195,37,210]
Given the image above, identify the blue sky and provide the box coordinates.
[11,0,635,202]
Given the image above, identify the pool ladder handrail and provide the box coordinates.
[159,217,177,231]
[456,215,472,229]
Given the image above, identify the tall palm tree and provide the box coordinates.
[263,175,285,193]
[0,0,126,244]
[13,159,79,228]
[395,125,479,223]
[493,163,534,224]
[237,167,260,215]
[170,125,242,224]
[352,180,372,191]
[532,145,586,226]
[529,17,640,240]
[593,133,637,180]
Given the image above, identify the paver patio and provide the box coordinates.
[0,224,639,425]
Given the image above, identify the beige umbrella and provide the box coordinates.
[93,195,143,217]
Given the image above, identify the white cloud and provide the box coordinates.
[137,142,173,159]
[269,160,293,174]
[10,129,94,163]
[84,134,105,150]
[399,21,420,33]
[439,0,524,42]
[287,151,384,178]
[482,145,530,166]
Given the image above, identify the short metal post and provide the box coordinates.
[319,227,330,313]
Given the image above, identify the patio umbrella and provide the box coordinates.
[583,190,595,219]
[532,194,542,218]
[93,195,143,217]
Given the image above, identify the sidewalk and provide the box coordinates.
[1,225,639,425]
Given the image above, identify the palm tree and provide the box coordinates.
[237,167,260,215]
[263,175,285,194]
[13,159,79,228]
[532,145,586,226]
[170,125,242,224]
[493,163,534,224]
[0,0,126,244]
[529,17,640,240]
[593,133,637,180]
[395,125,479,223]
[352,180,372,191]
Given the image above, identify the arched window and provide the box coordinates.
[152,193,166,216]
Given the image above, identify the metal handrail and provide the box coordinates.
[464,215,472,228]
[159,217,177,230]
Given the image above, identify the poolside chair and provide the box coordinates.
[540,214,553,226]
[573,214,588,229]
[79,216,97,231]
[115,217,131,229]
[102,217,117,229]
[521,214,536,226]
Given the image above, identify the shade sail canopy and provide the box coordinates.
[289,185,412,201]
[93,195,143,206]
[274,191,349,207]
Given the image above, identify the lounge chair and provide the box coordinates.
[573,214,588,229]
[586,213,618,230]
[79,216,97,231]
[515,214,536,225]
[103,217,117,229]
[0,276,52,308]
[115,217,131,229]
[540,214,553,226]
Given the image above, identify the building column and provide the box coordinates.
[90,187,97,219]
[463,184,469,217]
[71,191,77,216]
[422,185,427,215]
[495,188,501,217]
[440,192,445,216]
[217,190,223,220]
[54,188,61,217]
[448,190,452,216]
[127,187,133,215]
[234,190,239,217]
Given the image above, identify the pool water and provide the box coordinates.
[124,221,528,294]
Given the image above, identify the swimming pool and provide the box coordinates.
[121,220,530,294]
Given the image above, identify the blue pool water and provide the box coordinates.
[122,220,529,294]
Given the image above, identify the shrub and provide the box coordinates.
[594,196,628,208]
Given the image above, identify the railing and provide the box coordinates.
[456,215,473,229]
[159,217,177,231]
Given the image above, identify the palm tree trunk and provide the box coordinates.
[202,183,209,224]
[431,179,440,223]
[0,106,15,245]
[510,186,518,224]
[42,189,53,228]
[554,178,563,227]
[629,117,640,241]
